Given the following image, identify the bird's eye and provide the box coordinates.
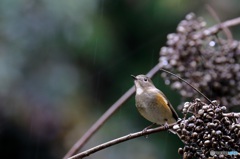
[143,78,148,82]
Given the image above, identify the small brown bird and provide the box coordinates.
[131,74,179,127]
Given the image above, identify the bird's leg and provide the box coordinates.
[142,123,156,132]
[142,123,156,138]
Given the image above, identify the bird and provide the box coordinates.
[131,74,179,129]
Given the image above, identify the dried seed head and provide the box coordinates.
[159,12,240,109]
[176,99,240,158]
[158,13,240,158]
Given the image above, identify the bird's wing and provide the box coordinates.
[157,89,179,121]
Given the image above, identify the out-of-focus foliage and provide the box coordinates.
[0,0,239,159]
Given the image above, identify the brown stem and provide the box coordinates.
[222,112,240,118]
[63,64,161,159]
[205,4,233,41]
[68,122,177,159]
[192,16,240,40]
[160,68,212,104]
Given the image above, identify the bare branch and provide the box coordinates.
[63,64,161,159]
[205,5,233,41]
[68,122,177,159]
[223,112,240,118]
[192,16,240,40]
[160,68,212,104]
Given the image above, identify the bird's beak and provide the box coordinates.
[131,75,137,80]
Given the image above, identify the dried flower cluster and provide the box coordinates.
[159,13,240,108]
[173,99,240,158]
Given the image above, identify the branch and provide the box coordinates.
[63,64,161,159]
[205,4,233,41]
[192,16,240,40]
[160,68,212,104]
[68,122,177,159]
[223,112,240,118]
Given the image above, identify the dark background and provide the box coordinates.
[0,0,240,159]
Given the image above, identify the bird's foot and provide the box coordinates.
[142,123,156,133]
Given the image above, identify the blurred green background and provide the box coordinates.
[0,0,239,159]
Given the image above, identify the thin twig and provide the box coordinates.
[160,68,212,104]
[223,112,240,118]
[206,5,233,41]
[63,64,161,159]
[192,16,240,40]
[68,122,177,159]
